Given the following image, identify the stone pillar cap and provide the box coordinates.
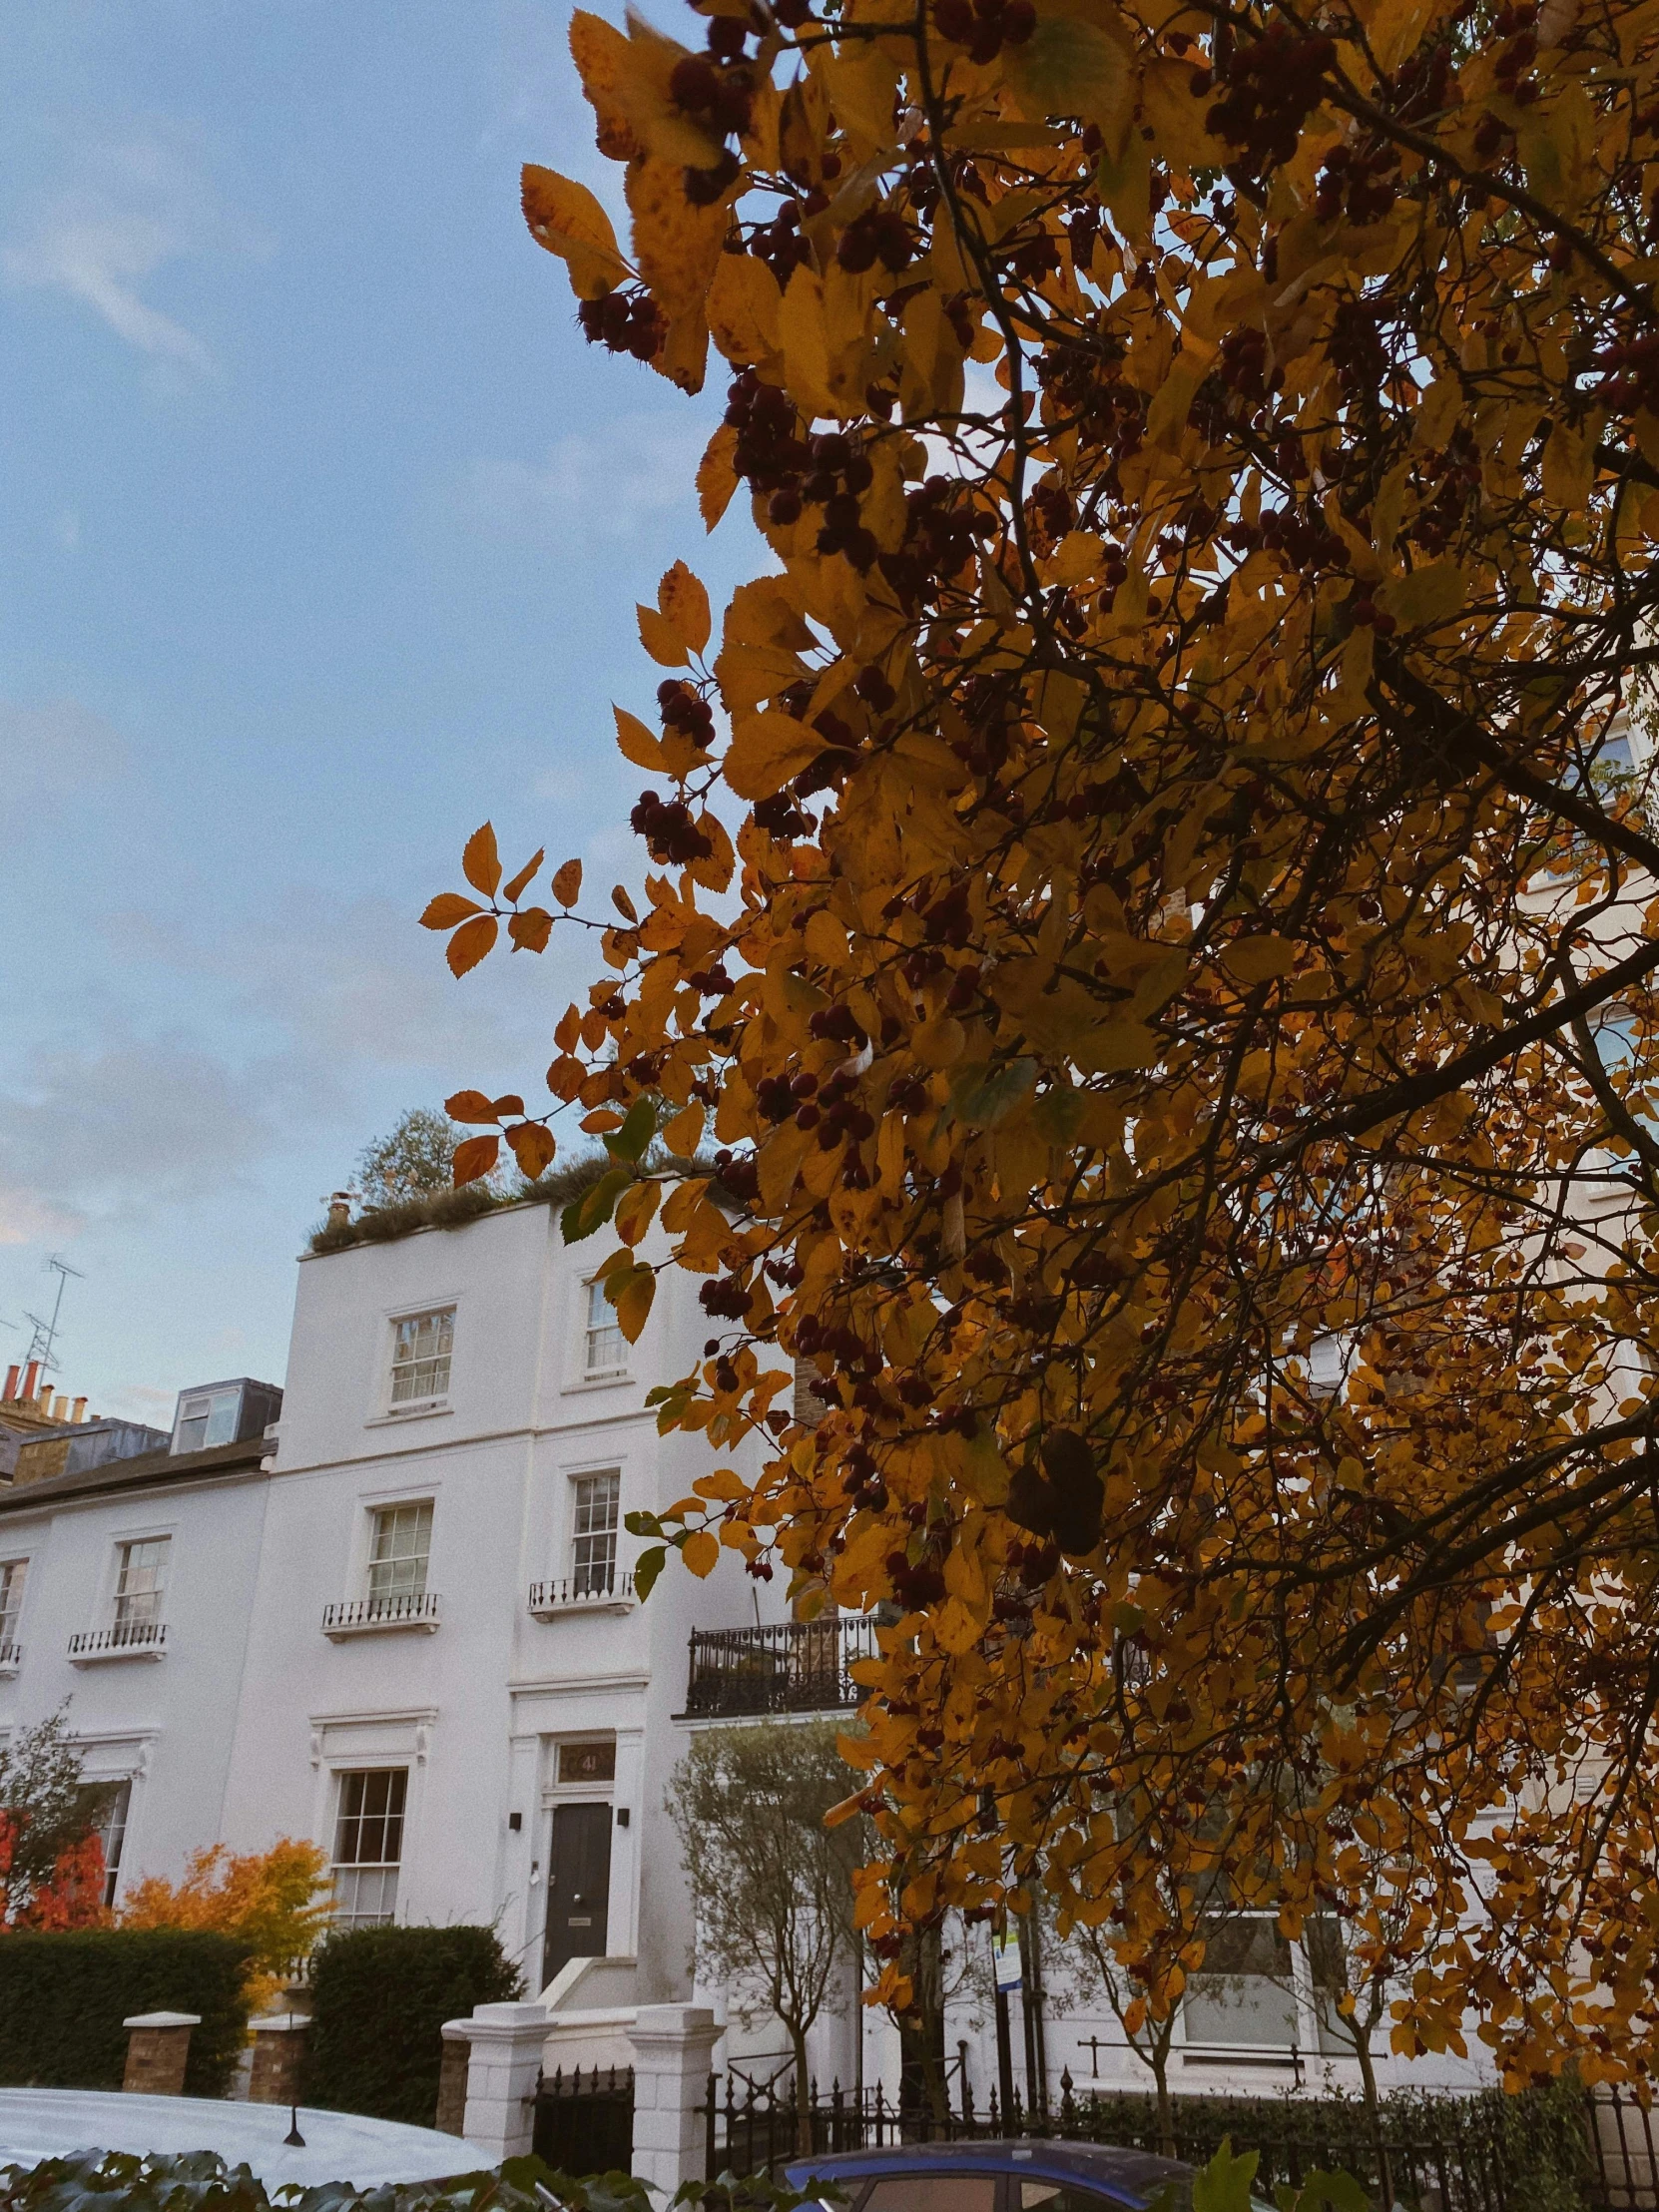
[122,2012,202,2029]
[249,2012,309,2032]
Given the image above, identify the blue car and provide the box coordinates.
[783,2137,1206,2212]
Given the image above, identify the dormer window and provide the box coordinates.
[389,1310,453,1409]
[174,1388,242,1453]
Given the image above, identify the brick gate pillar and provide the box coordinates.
[122,2011,201,2095]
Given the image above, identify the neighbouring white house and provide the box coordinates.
[0,1186,1494,2116]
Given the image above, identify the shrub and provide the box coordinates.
[301,1925,522,2127]
[0,1929,253,2094]
[119,1838,332,2011]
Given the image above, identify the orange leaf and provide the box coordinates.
[445,1090,499,1124]
[555,1004,582,1052]
[446,914,499,976]
[614,706,668,772]
[493,1093,526,1116]
[547,1054,586,1101]
[553,858,584,906]
[520,164,631,299]
[420,892,484,930]
[638,602,689,668]
[658,560,712,656]
[506,1122,558,1179]
[461,824,502,897]
[452,1133,500,1186]
[503,845,545,903]
[509,908,554,952]
[698,422,740,533]
[612,884,640,922]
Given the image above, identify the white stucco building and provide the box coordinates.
[0,1189,1491,2115]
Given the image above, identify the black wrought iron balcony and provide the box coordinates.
[684,1616,877,1718]
[322,1590,441,1639]
[68,1620,167,1663]
[529,1571,635,1617]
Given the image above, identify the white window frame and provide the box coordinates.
[365,1499,434,1605]
[569,1470,622,1597]
[582,1277,628,1381]
[386,1306,455,1414]
[329,1766,409,1929]
[172,1386,242,1454]
[111,1535,170,1634]
[0,1555,28,1654]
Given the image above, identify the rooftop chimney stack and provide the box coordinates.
[72,1396,87,1422]
[3,1368,17,1402]
[22,1362,40,1401]
[326,1191,352,1232]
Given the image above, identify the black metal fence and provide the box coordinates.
[704,2067,1630,2212]
[535,2063,635,2175]
[685,1619,877,1718]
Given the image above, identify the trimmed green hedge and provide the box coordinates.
[301,1925,522,2127]
[0,1929,254,2095]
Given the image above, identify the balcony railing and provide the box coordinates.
[685,1616,877,1718]
[529,1571,635,1617]
[68,1621,168,1663]
[0,1640,19,1674]
[322,1590,441,1640]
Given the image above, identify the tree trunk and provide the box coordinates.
[1353,2019,1394,2205]
[1151,2036,1175,2160]
[789,2020,814,2155]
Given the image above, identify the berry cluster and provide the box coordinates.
[795,1067,877,1147]
[1598,334,1659,414]
[1315,139,1402,226]
[884,1548,947,1610]
[1328,298,1386,394]
[835,203,915,275]
[659,679,715,751]
[1205,25,1336,179]
[749,203,813,287]
[752,791,813,840]
[629,790,714,864]
[1218,322,1275,401]
[672,13,762,203]
[724,369,809,493]
[710,1147,760,1203]
[699,1271,752,1320]
[932,0,1036,64]
[1238,504,1351,573]
[1347,593,1398,636]
[1409,426,1481,555]
[576,288,665,360]
[768,431,878,567]
[877,476,996,610]
[1491,2,1541,104]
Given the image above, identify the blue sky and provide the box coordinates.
[0,1,756,1423]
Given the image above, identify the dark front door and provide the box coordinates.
[543,1802,612,1987]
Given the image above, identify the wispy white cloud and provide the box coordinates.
[0,696,128,798]
[1,130,259,379]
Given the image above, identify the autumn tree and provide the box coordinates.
[0,1707,109,1929]
[120,1839,333,2010]
[425,0,1659,2089]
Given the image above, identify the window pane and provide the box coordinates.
[1184,1918,1298,2049]
[0,1558,26,1646]
[114,1538,169,1629]
[332,1769,406,1927]
[1022,2185,1122,2212]
[204,1390,241,1447]
[391,1309,453,1403]
[572,1472,620,1593]
[368,1501,432,1600]
[79,1779,132,1909]
[176,1398,211,1453]
[863,2179,998,2212]
[585,1282,626,1374]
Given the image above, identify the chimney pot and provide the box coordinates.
[22,1362,40,1401]
[3,1367,17,1402]
[72,1396,87,1422]
[50,1394,66,1421]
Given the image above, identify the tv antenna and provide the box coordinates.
[22,1255,84,1376]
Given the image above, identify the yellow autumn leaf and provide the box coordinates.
[724,710,824,799]
[1221,935,1299,984]
[682,1528,720,1577]
[707,252,784,363]
[1381,562,1467,630]
[614,1262,656,1342]
[614,705,669,770]
[520,165,630,299]
[658,560,712,657]
[1542,423,1593,511]
[638,601,689,668]
[697,422,741,533]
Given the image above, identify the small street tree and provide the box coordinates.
[355,1107,482,1209]
[667,1718,861,2148]
[0,1707,109,1931]
[120,1838,333,2008]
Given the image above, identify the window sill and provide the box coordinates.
[68,1630,168,1666]
[322,1594,442,1639]
[364,1403,453,1429]
[0,1648,19,1678]
[563,1373,634,1394]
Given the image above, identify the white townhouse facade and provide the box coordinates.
[0,1189,1494,2112]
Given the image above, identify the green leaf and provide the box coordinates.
[604,1097,657,1164]
[1294,2173,1372,2212]
[949,1056,1037,1129]
[625,1508,665,1539]
[560,1165,632,1244]
[633,1544,669,1600]
[1193,2140,1261,2212]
